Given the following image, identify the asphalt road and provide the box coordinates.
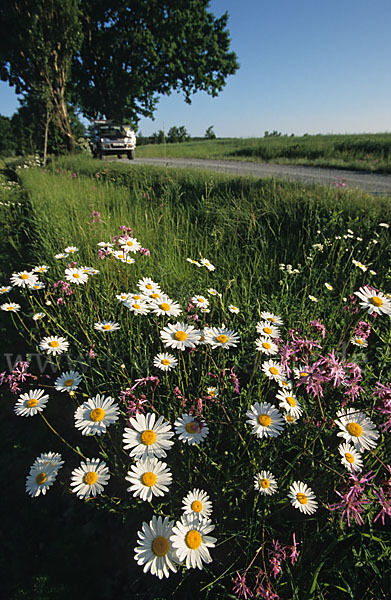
[122,157,391,195]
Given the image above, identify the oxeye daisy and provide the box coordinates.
[276,390,303,419]
[228,304,240,314]
[279,378,294,390]
[14,389,49,417]
[254,470,278,495]
[174,414,209,445]
[137,277,162,295]
[94,320,121,332]
[256,321,280,338]
[246,402,285,439]
[26,463,58,497]
[335,408,379,451]
[39,335,69,355]
[124,299,150,315]
[293,366,311,380]
[206,386,218,399]
[29,281,45,290]
[54,253,69,260]
[32,265,49,274]
[0,285,12,294]
[354,286,391,316]
[191,295,209,309]
[199,258,215,271]
[206,326,240,349]
[170,514,217,570]
[134,515,178,579]
[64,246,78,254]
[338,442,363,472]
[153,353,178,371]
[325,282,333,290]
[352,259,368,272]
[32,452,64,472]
[260,311,283,326]
[308,295,318,302]
[150,295,182,317]
[255,337,278,356]
[74,394,119,436]
[284,413,298,425]
[55,370,82,392]
[116,292,132,302]
[351,337,368,348]
[64,268,88,285]
[262,359,284,382]
[10,270,38,288]
[160,322,201,351]
[123,412,174,460]
[32,312,46,321]
[182,489,213,519]
[207,288,221,297]
[288,481,318,515]
[186,258,201,267]
[119,236,141,253]
[1,302,21,312]
[125,457,172,502]
[70,458,110,499]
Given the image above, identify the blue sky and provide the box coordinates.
[1,0,391,137]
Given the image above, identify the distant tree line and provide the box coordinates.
[138,124,216,145]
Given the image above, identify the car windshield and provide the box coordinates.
[98,125,126,137]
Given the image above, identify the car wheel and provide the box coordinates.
[128,150,135,160]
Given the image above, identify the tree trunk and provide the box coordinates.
[51,86,75,153]
[42,105,50,165]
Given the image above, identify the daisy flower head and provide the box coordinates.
[325,282,333,290]
[39,335,69,355]
[70,458,110,499]
[160,321,201,351]
[246,402,285,439]
[254,470,278,495]
[54,253,69,260]
[32,452,64,472]
[124,298,150,315]
[308,295,318,303]
[74,394,120,436]
[338,442,363,472]
[64,268,88,285]
[123,412,174,460]
[134,515,178,579]
[64,246,78,254]
[228,304,240,314]
[137,277,161,295]
[354,286,391,316]
[255,337,278,356]
[32,265,49,274]
[260,311,283,326]
[206,326,240,350]
[14,389,49,417]
[351,337,368,348]
[125,457,172,502]
[153,353,178,372]
[29,281,45,290]
[182,489,213,519]
[119,236,141,253]
[33,312,46,321]
[352,259,368,272]
[279,378,294,391]
[293,366,311,380]
[116,292,131,302]
[276,389,303,419]
[262,359,284,382]
[26,463,58,497]
[187,257,201,267]
[288,481,318,515]
[207,288,221,297]
[94,320,120,332]
[1,302,21,312]
[150,295,182,318]
[284,413,298,425]
[256,321,280,338]
[191,295,209,309]
[10,270,38,288]
[55,370,82,392]
[200,258,215,271]
[0,285,12,294]
[206,386,218,399]
[335,408,379,452]
[174,414,209,445]
[170,514,217,570]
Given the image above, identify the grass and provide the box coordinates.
[1,154,391,599]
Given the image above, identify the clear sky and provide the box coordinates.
[1,0,390,138]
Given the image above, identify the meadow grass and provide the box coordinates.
[1,155,391,599]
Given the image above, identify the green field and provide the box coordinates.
[1,155,391,599]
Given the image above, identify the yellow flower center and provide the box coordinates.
[191,500,203,512]
[269,367,279,375]
[146,284,153,289]
[258,414,272,427]
[132,304,141,310]
[299,371,308,377]
[49,340,60,348]
[345,452,355,464]
[269,317,276,323]
[160,303,171,311]
[151,293,160,299]
[174,330,188,341]
[370,296,383,307]
[286,415,294,423]
[84,471,98,485]
[161,359,171,365]
[286,396,297,407]
[133,295,142,300]
[347,422,363,437]
[355,339,363,344]
[142,472,157,487]
[7,306,14,310]
[297,493,308,504]
[185,422,198,434]
[26,398,38,408]
[35,472,47,484]
[64,379,74,387]
[20,274,29,280]
[263,327,272,335]
[198,298,205,303]
[152,536,169,556]
[90,407,105,422]
[260,478,270,489]
[209,390,215,397]
[185,530,202,550]
[216,334,229,344]
[140,430,157,445]
[73,273,80,279]
[262,342,271,349]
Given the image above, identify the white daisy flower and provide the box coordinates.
[279,378,294,391]
[32,265,49,274]
[120,255,136,265]
[206,386,218,398]
[119,236,141,253]
[378,222,390,228]
[14,389,49,417]
[191,295,209,309]
[55,370,82,392]
[137,278,162,295]
[64,268,89,285]
[276,390,303,419]
[256,321,280,338]
[284,413,298,425]
[94,320,121,332]
[97,241,113,248]
[150,295,182,318]
[32,452,64,472]
[174,414,209,445]
[29,281,45,290]
[10,271,38,288]
[186,258,201,267]
[64,246,78,254]
[116,292,132,302]
[54,253,69,260]
[205,326,240,349]
[335,408,379,452]
[0,285,12,294]
[293,367,311,380]
[308,295,318,302]
[1,302,21,312]
[199,258,215,271]
[246,402,285,439]
[123,412,174,460]
[134,515,178,579]
[288,481,318,515]
[325,282,333,290]
[70,458,110,499]
[32,312,46,321]
[254,470,278,495]
[153,353,178,371]
[80,266,99,276]
[39,336,69,355]
[74,394,120,436]
[182,488,213,518]
[255,337,278,356]
[124,299,150,315]
[160,322,201,351]
[207,288,221,297]
[228,304,240,314]
[352,259,368,272]
[26,463,58,497]
[111,250,126,260]
[260,311,283,326]
[350,337,368,348]
[338,442,363,472]
[170,514,217,570]
[262,359,284,382]
[125,457,172,502]
[354,286,391,316]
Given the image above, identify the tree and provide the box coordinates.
[72,0,239,124]
[0,116,17,156]
[205,125,216,140]
[167,125,189,143]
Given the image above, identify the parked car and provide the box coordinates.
[89,120,136,159]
